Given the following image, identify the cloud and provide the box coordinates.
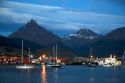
[0,7,56,24]
[1,1,63,11]
[0,1,125,35]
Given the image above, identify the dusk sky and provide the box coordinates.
[0,0,125,36]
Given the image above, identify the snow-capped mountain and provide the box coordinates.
[63,29,101,47]
[64,29,99,40]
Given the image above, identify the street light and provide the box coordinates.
[42,54,46,59]
[90,55,93,58]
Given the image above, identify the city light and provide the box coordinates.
[42,54,46,59]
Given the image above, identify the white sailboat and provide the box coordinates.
[16,64,34,69]
[51,44,61,67]
[16,40,34,69]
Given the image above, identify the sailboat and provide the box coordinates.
[87,47,98,67]
[51,44,61,67]
[16,40,34,69]
[46,51,53,66]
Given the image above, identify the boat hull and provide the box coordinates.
[16,65,34,69]
[102,64,112,67]
[51,64,61,67]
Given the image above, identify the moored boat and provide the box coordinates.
[16,40,34,69]
[87,62,98,67]
[51,64,61,67]
[16,64,34,69]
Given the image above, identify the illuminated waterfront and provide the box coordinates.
[0,65,125,83]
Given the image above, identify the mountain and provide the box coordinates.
[0,35,43,56]
[61,27,125,57]
[2,19,125,57]
[91,39,125,57]
[75,27,125,57]
[63,28,101,47]
[105,27,125,40]
[8,19,60,46]
[4,19,82,57]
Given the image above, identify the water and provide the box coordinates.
[0,65,125,83]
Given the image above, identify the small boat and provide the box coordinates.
[51,64,61,67]
[87,62,97,67]
[102,63,113,67]
[46,64,52,67]
[16,40,34,69]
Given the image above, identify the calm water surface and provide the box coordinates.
[0,65,125,83]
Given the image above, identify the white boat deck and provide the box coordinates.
[16,65,34,69]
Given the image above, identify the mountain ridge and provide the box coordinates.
[8,19,60,46]
[1,19,125,57]
[63,28,101,47]
[105,27,125,40]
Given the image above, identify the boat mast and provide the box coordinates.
[21,40,23,63]
[56,44,58,61]
[53,45,56,64]
[89,47,93,56]
[89,47,93,62]
[28,48,31,63]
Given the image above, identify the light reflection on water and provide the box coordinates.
[0,65,125,83]
[53,68,59,83]
[41,64,47,83]
[41,65,59,83]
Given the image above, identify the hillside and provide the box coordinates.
[9,19,60,46]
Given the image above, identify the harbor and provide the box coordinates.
[0,53,124,66]
[1,0,125,83]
